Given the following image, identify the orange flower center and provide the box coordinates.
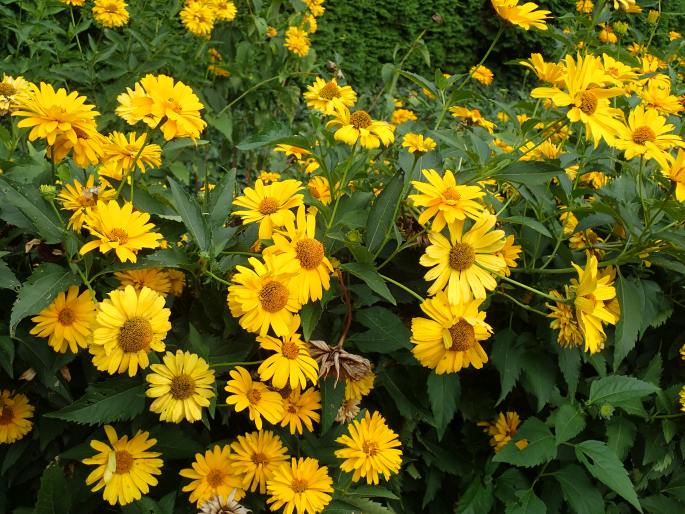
[251,452,268,465]
[107,228,129,245]
[115,450,134,473]
[258,197,280,215]
[578,91,598,115]
[632,126,656,145]
[287,403,298,413]
[449,320,476,351]
[350,110,372,129]
[291,478,308,493]
[449,242,475,271]
[247,388,262,404]
[0,406,14,425]
[318,82,341,100]
[281,341,301,359]
[118,317,153,352]
[295,238,325,269]
[206,469,225,488]
[0,83,16,97]
[362,440,379,456]
[170,374,195,400]
[259,280,289,312]
[58,307,75,326]
[442,187,462,202]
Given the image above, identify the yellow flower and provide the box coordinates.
[284,26,310,57]
[662,149,685,202]
[519,139,562,160]
[266,26,278,38]
[92,0,129,28]
[410,292,492,374]
[231,431,289,494]
[420,214,506,303]
[57,175,117,231]
[600,54,637,84]
[478,411,528,452]
[115,268,172,296]
[167,269,186,296]
[0,390,34,444]
[576,0,593,13]
[613,0,641,12]
[491,0,550,30]
[145,350,215,423]
[80,200,162,263]
[449,106,496,133]
[266,457,333,514]
[0,74,32,115]
[680,386,685,412]
[639,76,684,116]
[669,31,681,41]
[560,210,579,236]
[335,411,402,485]
[100,131,162,181]
[233,179,304,240]
[209,0,237,21]
[30,286,96,353]
[470,64,494,85]
[82,425,162,506]
[547,288,583,348]
[180,1,215,36]
[60,0,86,5]
[304,77,357,114]
[307,176,332,205]
[90,286,171,376]
[402,133,437,154]
[497,234,521,276]
[275,144,310,159]
[391,108,417,125]
[257,330,319,389]
[598,23,618,44]
[279,387,321,435]
[344,369,375,400]
[305,0,325,17]
[258,170,281,183]
[326,106,395,149]
[208,64,231,77]
[180,445,245,505]
[225,366,284,430]
[519,53,565,85]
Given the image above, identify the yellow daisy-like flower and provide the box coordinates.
[420,214,506,303]
[598,23,617,44]
[576,0,593,13]
[410,292,492,374]
[614,0,641,12]
[279,387,321,435]
[115,268,171,296]
[390,108,417,125]
[478,411,528,452]
[30,286,96,353]
[99,131,162,181]
[264,205,333,303]
[449,106,496,133]
[80,200,162,263]
[57,175,117,231]
[491,0,550,30]
[82,425,162,506]
[519,54,565,85]
[0,74,32,116]
[519,139,563,161]
[304,77,357,114]
[92,0,129,28]
[231,430,289,494]
[145,350,215,423]
[274,144,310,159]
[180,445,245,505]
[180,1,215,37]
[326,106,395,149]
[266,26,278,38]
[90,286,171,376]
[662,149,685,202]
[60,0,86,5]
[258,171,282,183]
[225,366,284,430]
[402,133,437,154]
[639,76,683,116]
[470,64,494,85]
[257,331,319,389]
[233,179,304,240]
[208,0,236,21]
[680,386,685,413]
[266,457,333,514]
[599,54,637,84]
[284,26,311,57]
[335,411,402,485]
[167,269,186,296]
[547,288,583,348]
[497,234,522,276]
[0,390,34,444]
[307,176,332,205]
[344,370,375,401]
[409,168,485,232]
[50,126,107,168]
[305,0,325,16]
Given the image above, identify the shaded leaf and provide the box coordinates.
[553,404,586,445]
[588,375,659,407]
[493,418,556,468]
[427,372,460,440]
[168,177,209,252]
[613,276,642,369]
[364,174,404,254]
[340,263,396,305]
[554,464,605,514]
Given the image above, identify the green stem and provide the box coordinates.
[218,72,314,116]
[455,25,503,91]
[117,127,156,196]
[210,360,264,368]
[482,264,563,302]
[378,273,424,303]
[324,143,357,239]
[74,265,95,296]
[495,291,548,317]
[205,270,230,286]
[222,251,261,257]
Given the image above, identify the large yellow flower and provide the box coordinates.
[326,106,395,149]
[90,286,171,376]
[420,214,506,304]
[50,127,107,168]
[100,131,162,180]
[258,331,319,389]
[80,200,162,263]
[230,431,289,494]
[115,268,172,296]
[0,390,34,444]
[491,0,550,30]
[410,292,492,374]
[520,53,565,84]
[57,175,117,231]
[180,445,245,505]
[233,179,304,240]
[209,0,237,21]
[266,457,333,514]
[0,74,32,116]
[307,176,332,205]
[662,149,685,202]
[304,77,357,114]
[82,425,162,506]
[145,350,215,423]
[180,1,215,36]
[225,366,284,430]
[639,76,683,116]
[345,369,375,401]
[478,411,528,452]
[30,286,96,353]
[92,0,129,28]
[335,411,402,485]
[279,387,321,435]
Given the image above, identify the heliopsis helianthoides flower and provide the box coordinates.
[0,390,34,444]
[266,457,333,514]
[410,292,492,374]
[208,0,237,21]
[497,234,522,276]
[547,287,583,348]
[662,150,685,202]
[326,106,395,149]
[284,26,310,57]
[225,366,284,430]
[335,411,402,485]
[598,23,618,44]
[167,269,186,296]
[92,0,130,28]
[145,350,215,423]
[599,53,637,84]
[304,77,357,114]
[449,106,496,133]
[257,331,319,389]
[420,214,507,303]
[305,0,325,16]
[258,170,281,183]
[200,492,249,514]
[57,174,117,231]
[0,74,32,116]
[613,0,641,12]
[264,205,333,303]
[50,126,107,168]
[391,108,417,125]
[80,200,162,263]
[402,133,437,154]
[180,446,245,505]
[639,76,684,115]
[60,0,86,5]
[82,425,162,506]
[519,53,565,85]
[478,411,528,452]
[180,1,215,36]
[576,0,593,13]
[227,254,302,336]
[518,139,563,160]
[470,64,494,85]
[307,176,332,205]
[115,268,172,296]
[90,286,171,376]
[99,131,162,181]
[233,179,304,240]
[680,386,685,413]
[345,369,375,401]
[531,54,625,147]
[231,431,289,494]
[280,387,321,435]
[491,0,550,30]
[30,286,96,353]
[612,106,685,168]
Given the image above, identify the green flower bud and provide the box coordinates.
[599,404,615,419]
[39,184,58,201]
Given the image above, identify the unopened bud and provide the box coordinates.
[599,404,615,419]
[39,184,57,201]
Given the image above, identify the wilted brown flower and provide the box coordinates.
[308,340,371,383]
[335,399,361,424]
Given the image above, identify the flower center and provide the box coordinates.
[0,83,16,96]
[247,388,262,404]
[443,187,462,202]
[259,280,289,313]
[0,406,14,425]
[108,228,129,245]
[115,450,134,473]
[362,440,379,456]
[578,91,598,115]
[258,197,280,215]
[632,126,656,145]
[206,469,225,488]
[170,374,195,400]
[448,320,476,351]
[287,403,298,413]
[350,110,372,129]
[79,186,100,206]
[118,317,154,353]
[58,307,76,326]
[281,341,301,359]
[251,452,268,465]
[295,238,325,269]
[449,242,476,271]
[291,478,308,494]
[318,82,341,100]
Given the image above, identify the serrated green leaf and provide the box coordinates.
[364,174,404,254]
[340,263,396,305]
[553,404,586,445]
[491,329,524,404]
[338,495,393,514]
[168,177,209,252]
[121,497,163,514]
[554,464,604,514]
[0,336,15,378]
[502,216,552,238]
[0,178,65,244]
[301,302,322,341]
[613,277,642,369]
[35,463,71,514]
[504,489,546,514]
[588,375,660,407]
[558,348,581,398]
[347,306,410,353]
[493,418,556,468]
[427,372,460,440]
[207,168,236,228]
[147,425,204,460]
[491,161,561,186]
[0,258,19,290]
[456,479,494,514]
[522,353,556,411]
[320,377,344,434]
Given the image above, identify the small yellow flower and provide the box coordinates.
[225,366,284,430]
[402,133,437,154]
[284,26,310,57]
[470,64,494,85]
[478,411,528,452]
[0,390,34,444]
[92,0,129,28]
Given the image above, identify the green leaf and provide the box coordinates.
[575,440,642,512]
[205,111,233,142]
[493,418,556,468]
[0,178,64,244]
[491,161,561,186]
[553,404,586,445]
[588,375,660,407]
[10,264,79,336]
[521,353,556,411]
[121,497,163,514]
[344,485,398,500]
[606,417,637,461]
[558,348,581,398]
[0,336,15,378]
[340,263,396,305]
[347,306,410,353]
[553,465,605,514]
[427,372,460,440]
[300,302,322,341]
[505,489,546,514]
[0,258,19,290]
[502,216,552,238]
[35,463,71,514]
[456,479,494,514]
[207,168,236,228]
[336,496,393,514]
[320,377,344,434]
[364,174,404,254]
[491,329,524,404]
[168,177,209,252]
[45,377,146,425]
[147,425,204,460]
[613,276,642,369]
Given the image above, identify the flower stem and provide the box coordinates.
[210,360,264,369]
[205,270,230,286]
[378,273,424,303]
